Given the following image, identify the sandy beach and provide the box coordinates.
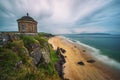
[49,36,120,80]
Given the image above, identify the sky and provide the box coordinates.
[0,0,120,34]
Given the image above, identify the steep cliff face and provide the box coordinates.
[0,33,60,80]
[26,40,51,65]
[20,34,51,65]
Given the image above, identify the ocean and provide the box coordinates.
[61,34,120,69]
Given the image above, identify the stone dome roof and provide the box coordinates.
[17,13,37,23]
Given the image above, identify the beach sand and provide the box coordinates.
[48,36,120,80]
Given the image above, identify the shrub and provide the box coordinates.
[0,48,19,80]
[34,35,47,47]
[20,35,38,46]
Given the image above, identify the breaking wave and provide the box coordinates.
[60,36,120,70]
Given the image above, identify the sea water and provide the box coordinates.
[61,34,120,69]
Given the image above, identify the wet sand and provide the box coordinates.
[48,36,120,80]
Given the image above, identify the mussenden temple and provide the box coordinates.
[17,13,37,33]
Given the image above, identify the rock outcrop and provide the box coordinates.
[0,32,51,65]
[55,47,66,79]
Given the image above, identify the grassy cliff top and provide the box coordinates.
[0,33,60,80]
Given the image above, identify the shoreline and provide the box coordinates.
[49,36,120,80]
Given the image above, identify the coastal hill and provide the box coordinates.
[0,32,61,80]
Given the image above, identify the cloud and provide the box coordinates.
[0,0,119,34]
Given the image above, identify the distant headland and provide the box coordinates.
[77,33,111,35]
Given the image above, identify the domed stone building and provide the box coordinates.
[17,13,37,33]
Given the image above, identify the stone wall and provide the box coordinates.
[18,21,37,33]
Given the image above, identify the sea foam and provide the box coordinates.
[60,36,120,70]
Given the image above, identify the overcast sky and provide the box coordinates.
[0,0,120,34]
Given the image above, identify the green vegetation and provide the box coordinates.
[0,48,23,80]
[37,48,59,80]
[0,33,60,80]
[50,48,59,64]
[20,35,39,49]
[34,35,47,47]
[0,41,40,80]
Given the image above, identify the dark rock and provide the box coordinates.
[63,66,65,68]
[56,47,60,55]
[64,56,67,58]
[55,60,64,79]
[55,47,66,79]
[74,46,77,48]
[77,61,85,65]
[87,59,95,63]
[60,48,66,53]
[64,78,70,80]
[83,50,86,52]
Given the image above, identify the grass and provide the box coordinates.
[50,49,59,64]
[20,35,39,46]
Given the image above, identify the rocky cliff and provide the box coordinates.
[0,32,60,80]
